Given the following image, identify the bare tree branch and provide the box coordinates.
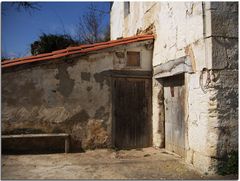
[11,2,41,11]
[88,7,110,14]
[2,2,41,15]
[75,3,109,44]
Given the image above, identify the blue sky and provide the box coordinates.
[1,2,110,58]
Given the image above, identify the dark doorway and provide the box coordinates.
[163,74,185,157]
[113,77,152,149]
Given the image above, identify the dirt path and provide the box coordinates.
[1,148,236,179]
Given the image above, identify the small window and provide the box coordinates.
[124,2,130,17]
[127,51,140,67]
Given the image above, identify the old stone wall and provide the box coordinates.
[206,2,238,174]
[111,2,207,150]
[111,2,238,174]
[187,2,238,174]
[2,41,153,152]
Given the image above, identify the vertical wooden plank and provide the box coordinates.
[114,77,152,149]
[127,52,140,66]
[164,90,173,152]
[164,74,185,157]
[65,136,70,153]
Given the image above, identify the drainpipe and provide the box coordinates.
[202,2,206,39]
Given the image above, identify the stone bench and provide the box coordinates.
[2,133,70,153]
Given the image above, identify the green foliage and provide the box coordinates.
[31,33,79,55]
[16,3,111,57]
[217,151,238,175]
[1,57,10,62]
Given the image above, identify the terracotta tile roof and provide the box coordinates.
[2,34,154,68]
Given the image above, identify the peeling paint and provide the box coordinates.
[55,64,75,97]
[85,119,109,149]
[115,52,125,58]
[81,72,91,81]
[64,109,90,126]
[94,73,105,89]
[86,86,92,92]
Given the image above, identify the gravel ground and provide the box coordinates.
[1,147,237,180]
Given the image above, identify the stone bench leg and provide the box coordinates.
[65,137,70,153]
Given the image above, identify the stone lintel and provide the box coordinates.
[153,56,193,78]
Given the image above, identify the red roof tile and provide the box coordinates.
[2,34,154,68]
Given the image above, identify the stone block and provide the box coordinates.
[211,2,238,13]
[185,149,194,164]
[210,2,238,38]
[193,151,218,174]
[190,39,207,71]
[152,78,164,147]
[211,12,238,38]
[212,37,238,69]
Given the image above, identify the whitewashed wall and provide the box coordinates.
[111,2,238,174]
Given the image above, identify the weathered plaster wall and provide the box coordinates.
[111,2,205,66]
[111,2,238,174]
[2,40,153,152]
[2,53,113,151]
[112,40,153,71]
[111,2,207,150]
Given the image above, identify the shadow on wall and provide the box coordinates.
[202,67,238,175]
[214,71,238,176]
[217,151,238,176]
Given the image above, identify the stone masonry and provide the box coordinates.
[110,2,238,174]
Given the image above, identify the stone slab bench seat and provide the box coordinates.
[2,133,70,153]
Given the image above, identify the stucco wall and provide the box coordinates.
[111,2,238,174]
[2,53,113,151]
[2,40,153,152]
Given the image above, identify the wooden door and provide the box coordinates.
[164,74,185,157]
[113,77,152,149]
